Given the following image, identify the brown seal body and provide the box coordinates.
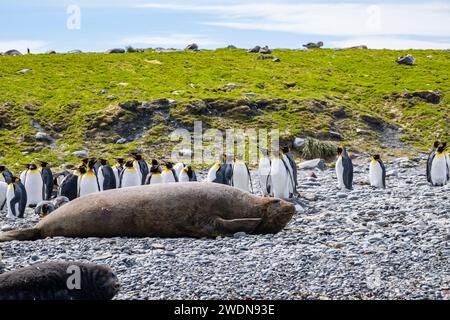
[0,262,119,300]
[0,182,294,241]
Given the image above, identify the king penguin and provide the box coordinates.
[146,166,163,185]
[97,159,116,191]
[426,141,440,183]
[120,160,142,188]
[24,163,44,207]
[19,164,30,183]
[112,158,125,188]
[39,161,53,200]
[78,160,100,197]
[430,142,449,186]
[336,146,353,190]
[369,155,386,188]
[131,153,149,185]
[58,167,81,201]
[258,149,272,196]
[174,162,186,178]
[231,156,252,192]
[161,162,178,183]
[270,151,290,199]
[6,176,27,219]
[207,154,233,185]
[281,146,298,196]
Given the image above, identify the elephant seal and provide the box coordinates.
[0,182,294,241]
[0,262,119,300]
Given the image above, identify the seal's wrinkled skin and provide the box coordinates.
[0,262,119,300]
[0,183,294,241]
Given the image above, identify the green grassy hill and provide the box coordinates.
[0,48,449,170]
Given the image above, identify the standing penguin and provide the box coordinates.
[336,146,353,190]
[39,161,53,200]
[207,154,233,185]
[185,165,197,182]
[24,164,44,207]
[174,162,186,178]
[112,158,125,188]
[369,155,386,188]
[0,181,7,210]
[78,160,100,197]
[120,161,141,188]
[97,159,116,191]
[131,153,149,185]
[231,157,252,192]
[427,141,440,183]
[270,151,290,199]
[258,149,272,196]
[58,168,81,201]
[281,146,298,196]
[430,142,449,186]
[161,162,178,183]
[146,166,163,185]
[0,166,13,184]
[6,176,27,219]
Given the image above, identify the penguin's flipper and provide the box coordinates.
[380,160,386,188]
[214,217,262,234]
[343,156,354,190]
[427,152,435,183]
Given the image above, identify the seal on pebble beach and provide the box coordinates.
[0,182,294,241]
[0,262,119,300]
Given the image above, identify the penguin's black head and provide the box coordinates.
[29,164,38,170]
[81,158,89,165]
[434,141,440,148]
[186,165,193,173]
[23,163,30,169]
[437,144,446,153]
[441,141,447,149]
[10,176,19,183]
[100,159,108,166]
[40,161,48,167]
[125,161,134,168]
[281,146,290,154]
[373,154,381,160]
[0,166,5,172]
[79,166,87,174]
[151,159,159,166]
[150,167,159,173]
[165,162,174,169]
[116,158,125,164]
[337,146,344,155]
[88,159,97,169]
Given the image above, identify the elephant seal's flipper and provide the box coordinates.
[214,217,262,235]
[0,228,41,242]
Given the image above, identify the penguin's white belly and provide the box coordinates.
[335,157,344,189]
[0,181,7,210]
[149,174,162,185]
[174,163,185,178]
[431,155,448,186]
[6,186,18,218]
[79,175,99,197]
[121,170,141,188]
[133,162,143,181]
[25,172,43,206]
[258,158,271,196]
[232,164,249,192]
[0,175,4,183]
[207,165,218,182]
[369,162,383,188]
[162,171,176,183]
[179,171,190,183]
[271,159,289,199]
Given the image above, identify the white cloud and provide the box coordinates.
[120,33,223,47]
[137,2,450,37]
[0,40,48,53]
[330,37,450,50]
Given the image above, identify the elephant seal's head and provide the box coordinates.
[83,264,121,300]
[254,198,295,234]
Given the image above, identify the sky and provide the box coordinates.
[1,0,450,53]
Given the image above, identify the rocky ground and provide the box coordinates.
[0,155,449,300]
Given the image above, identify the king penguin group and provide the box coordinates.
[1,141,449,220]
